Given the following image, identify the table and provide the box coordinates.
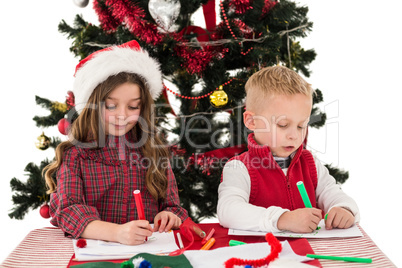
[1,223,396,268]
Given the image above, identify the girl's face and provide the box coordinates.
[103,82,142,136]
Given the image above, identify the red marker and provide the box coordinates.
[133,190,145,220]
[133,190,148,241]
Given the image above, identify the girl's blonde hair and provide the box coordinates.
[245,66,313,112]
[44,72,170,201]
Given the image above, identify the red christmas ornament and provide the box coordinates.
[58,118,70,135]
[76,239,87,248]
[39,203,50,219]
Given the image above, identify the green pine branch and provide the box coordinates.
[33,96,66,127]
[9,160,51,220]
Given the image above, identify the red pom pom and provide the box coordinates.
[39,203,50,219]
[76,239,87,248]
[57,118,70,135]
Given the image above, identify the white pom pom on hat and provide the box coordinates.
[73,40,163,113]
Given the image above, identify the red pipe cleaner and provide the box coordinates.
[224,233,282,268]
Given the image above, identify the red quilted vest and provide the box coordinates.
[231,134,318,210]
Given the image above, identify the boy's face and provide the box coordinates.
[245,93,312,157]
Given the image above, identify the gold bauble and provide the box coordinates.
[35,132,50,150]
[210,86,228,108]
[52,101,68,113]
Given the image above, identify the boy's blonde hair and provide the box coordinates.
[245,66,313,112]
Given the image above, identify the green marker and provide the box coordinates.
[325,213,328,221]
[296,181,312,208]
[306,254,372,263]
[229,240,247,246]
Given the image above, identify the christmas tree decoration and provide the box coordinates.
[39,203,50,219]
[73,0,89,8]
[148,0,181,32]
[51,101,68,113]
[210,86,228,108]
[35,132,50,150]
[33,96,68,128]
[57,118,70,135]
[262,0,278,17]
[93,0,162,45]
[229,0,253,14]
[66,90,75,109]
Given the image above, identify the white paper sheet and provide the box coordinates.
[183,240,311,268]
[228,220,363,238]
[72,230,179,261]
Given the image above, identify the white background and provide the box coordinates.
[0,0,401,266]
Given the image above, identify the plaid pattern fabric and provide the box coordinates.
[49,135,188,239]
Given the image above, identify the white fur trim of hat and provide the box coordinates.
[73,40,163,113]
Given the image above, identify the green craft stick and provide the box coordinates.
[306,254,372,263]
[229,240,247,246]
[325,213,328,221]
[296,181,312,208]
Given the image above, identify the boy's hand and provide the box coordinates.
[116,220,153,245]
[325,207,355,230]
[277,208,322,233]
[153,211,182,233]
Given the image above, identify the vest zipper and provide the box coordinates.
[285,173,294,210]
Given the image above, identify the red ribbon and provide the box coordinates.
[202,0,216,32]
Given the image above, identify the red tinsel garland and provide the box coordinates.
[175,45,216,76]
[224,233,282,268]
[262,0,278,17]
[108,0,162,44]
[93,0,120,31]
[94,0,162,45]
[229,0,253,14]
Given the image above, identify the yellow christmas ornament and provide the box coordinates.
[35,132,50,150]
[210,86,228,108]
[52,101,68,113]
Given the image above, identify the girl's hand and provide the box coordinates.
[277,208,322,233]
[116,220,153,245]
[325,207,355,230]
[153,211,182,233]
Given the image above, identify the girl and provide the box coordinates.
[44,40,188,245]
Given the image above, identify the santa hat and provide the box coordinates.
[73,40,163,113]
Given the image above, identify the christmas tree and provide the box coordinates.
[9,0,348,221]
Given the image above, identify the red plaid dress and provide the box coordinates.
[49,135,188,238]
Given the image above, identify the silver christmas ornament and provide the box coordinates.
[148,0,181,32]
[73,0,89,8]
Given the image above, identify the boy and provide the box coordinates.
[217,66,359,233]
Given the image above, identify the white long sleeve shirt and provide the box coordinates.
[217,155,360,232]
